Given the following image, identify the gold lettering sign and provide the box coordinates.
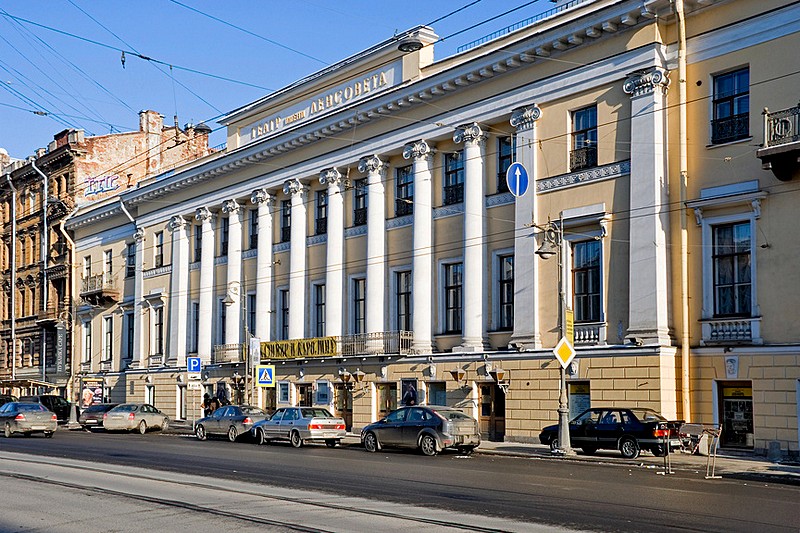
[260,337,338,360]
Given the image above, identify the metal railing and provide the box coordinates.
[280,226,291,243]
[315,217,327,235]
[353,207,367,226]
[569,146,598,171]
[443,183,464,205]
[337,331,414,356]
[80,273,118,296]
[214,343,245,363]
[711,114,749,144]
[395,198,413,217]
[763,103,800,148]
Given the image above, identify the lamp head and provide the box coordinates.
[535,239,559,259]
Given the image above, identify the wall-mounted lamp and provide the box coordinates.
[352,369,366,384]
[341,370,354,390]
[397,38,423,53]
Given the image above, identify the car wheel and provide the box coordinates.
[363,432,379,453]
[161,419,169,433]
[228,426,239,443]
[582,446,597,455]
[290,430,303,448]
[137,420,147,435]
[457,446,475,455]
[44,431,54,438]
[420,434,438,456]
[256,428,268,446]
[619,436,640,459]
[325,439,337,448]
[549,437,560,452]
[195,424,207,441]
[3,423,10,438]
[652,444,667,457]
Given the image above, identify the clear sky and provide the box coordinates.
[0,0,554,158]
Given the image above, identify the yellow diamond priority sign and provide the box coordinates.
[553,337,576,369]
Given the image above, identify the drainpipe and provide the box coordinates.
[57,205,79,402]
[31,160,49,384]
[675,0,691,422]
[5,174,17,383]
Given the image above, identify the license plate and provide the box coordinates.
[670,439,681,446]
[31,426,46,430]
[323,432,336,438]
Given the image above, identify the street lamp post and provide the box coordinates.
[535,216,575,456]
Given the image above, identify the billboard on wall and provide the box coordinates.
[80,378,105,408]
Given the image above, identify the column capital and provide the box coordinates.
[357,155,386,175]
[319,167,343,186]
[623,67,670,98]
[453,123,486,145]
[402,139,434,161]
[194,206,213,223]
[250,188,274,206]
[282,178,305,197]
[133,226,145,242]
[167,215,187,232]
[510,104,542,130]
[222,199,240,215]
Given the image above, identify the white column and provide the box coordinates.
[167,215,189,366]
[454,123,489,351]
[195,206,215,364]
[403,140,435,354]
[131,227,145,368]
[283,178,307,340]
[222,199,242,345]
[319,168,344,338]
[251,189,273,342]
[509,104,543,350]
[623,68,671,345]
[359,155,387,345]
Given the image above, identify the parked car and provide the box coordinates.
[195,405,269,442]
[0,402,57,438]
[251,407,346,447]
[0,395,17,408]
[78,403,119,430]
[19,394,73,424]
[361,405,481,456]
[103,403,169,434]
[538,407,683,459]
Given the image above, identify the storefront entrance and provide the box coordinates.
[720,382,754,448]
[376,382,397,419]
[479,383,505,442]
[334,384,353,431]
[296,384,313,407]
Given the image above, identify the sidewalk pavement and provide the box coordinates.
[166,421,800,484]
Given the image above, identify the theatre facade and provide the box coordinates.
[66,0,800,457]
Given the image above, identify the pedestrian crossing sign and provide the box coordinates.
[256,365,276,388]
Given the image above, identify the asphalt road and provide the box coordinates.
[1,430,797,532]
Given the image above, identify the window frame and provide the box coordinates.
[315,190,328,235]
[103,315,113,362]
[494,251,514,331]
[219,217,229,257]
[352,277,366,335]
[279,288,289,340]
[711,220,753,318]
[571,240,602,323]
[280,200,291,243]
[497,136,514,194]
[395,269,412,332]
[443,151,465,205]
[570,105,598,171]
[82,320,92,363]
[154,231,164,268]
[353,178,367,227]
[711,67,750,144]
[126,243,136,277]
[248,209,258,250]
[395,165,413,216]
[441,261,463,334]
[313,283,326,337]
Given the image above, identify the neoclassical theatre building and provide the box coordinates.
[67,0,800,456]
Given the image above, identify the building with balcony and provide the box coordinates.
[0,111,213,398]
[66,0,800,457]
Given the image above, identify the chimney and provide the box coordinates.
[139,110,164,134]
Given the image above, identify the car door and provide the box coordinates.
[278,408,300,438]
[571,409,602,448]
[378,408,408,446]
[264,408,285,439]
[209,406,229,434]
[401,407,431,447]
[593,409,624,449]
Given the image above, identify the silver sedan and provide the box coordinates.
[0,402,57,438]
[251,407,346,448]
[103,403,169,434]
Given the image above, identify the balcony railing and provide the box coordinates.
[214,343,245,364]
[315,217,327,235]
[353,207,367,226]
[443,183,464,205]
[701,317,762,345]
[148,354,163,367]
[763,103,800,148]
[573,322,606,346]
[80,273,121,303]
[80,361,91,373]
[99,360,112,372]
[711,113,749,144]
[280,226,291,243]
[257,331,414,363]
[569,146,598,171]
[395,198,413,217]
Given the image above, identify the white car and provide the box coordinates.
[251,407,346,447]
[103,403,169,434]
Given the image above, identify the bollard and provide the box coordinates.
[66,403,81,430]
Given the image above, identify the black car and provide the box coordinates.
[0,395,17,408]
[361,405,480,456]
[539,407,682,459]
[19,395,74,424]
[195,405,269,442]
[78,403,119,430]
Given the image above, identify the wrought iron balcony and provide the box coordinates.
[711,113,749,144]
[443,183,464,205]
[757,103,800,181]
[315,217,327,235]
[395,198,413,216]
[569,146,598,171]
[353,207,367,226]
[280,226,291,243]
[80,274,120,304]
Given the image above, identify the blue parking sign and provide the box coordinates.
[187,357,201,373]
[256,365,275,388]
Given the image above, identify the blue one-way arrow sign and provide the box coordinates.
[506,162,529,197]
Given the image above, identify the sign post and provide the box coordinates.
[187,357,202,431]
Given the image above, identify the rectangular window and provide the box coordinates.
[572,241,601,322]
[443,151,464,205]
[280,289,289,340]
[154,231,164,268]
[352,278,365,334]
[126,243,136,277]
[712,68,749,144]
[124,312,134,360]
[315,191,328,235]
[498,255,514,330]
[220,217,229,256]
[191,302,199,352]
[278,382,290,403]
[83,321,92,363]
[247,293,257,336]
[395,166,414,216]
[396,270,412,331]
[497,136,514,194]
[177,385,187,420]
[103,249,113,276]
[316,381,330,404]
[154,306,164,355]
[281,200,291,243]
[444,263,463,333]
[314,284,326,337]
[193,225,202,262]
[713,222,751,316]
[353,179,367,226]
[103,316,113,361]
[218,298,227,344]
[83,255,92,278]
[571,105,598,171]
[249,209,258,250]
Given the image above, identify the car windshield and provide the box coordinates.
[241,407,266,415]
[433,409,470,420]
[112,404,138,412]
[16,403,46,412]
[631,409,666,422]
[300,408,333,418]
